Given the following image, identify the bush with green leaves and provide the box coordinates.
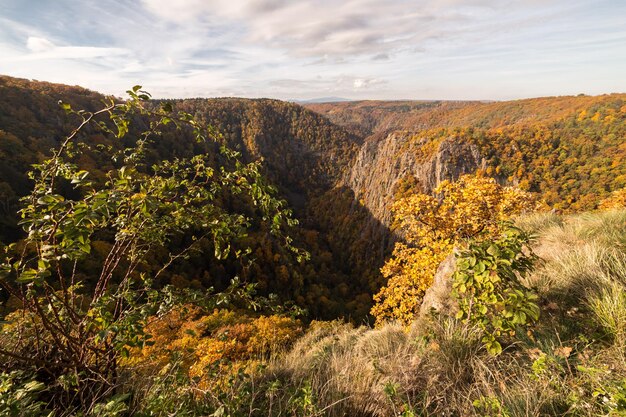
[452,226,540,355]
[0,86,303,414]
[0,371,51,417]
[472,395,510,417]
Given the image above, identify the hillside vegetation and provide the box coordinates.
[307,94,626,213]
[234,209,626,416]
[0,76,372,319]
[0,76,625,416]
[6,204,624,416]
[4,76,625,323]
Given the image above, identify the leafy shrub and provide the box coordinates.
[473,395,511,417]
[0,371,50,417]
[453,226,540,355]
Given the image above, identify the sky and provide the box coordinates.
[1,0,625,101]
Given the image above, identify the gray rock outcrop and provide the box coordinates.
[419,252,459,318]
[345,131,484,226]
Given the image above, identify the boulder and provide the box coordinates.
[419,252,459,318]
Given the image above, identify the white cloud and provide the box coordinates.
[139,0,470,59]
[26,36,55,52]
[8,36,130,62]
[353,78,384,89]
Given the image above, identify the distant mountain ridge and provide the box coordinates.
[295,97,352,104]
[304,94,626,214]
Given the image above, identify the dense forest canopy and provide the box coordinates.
[306,94,626,212]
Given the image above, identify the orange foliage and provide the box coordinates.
[599,188,626,210]
[123,306,302,391]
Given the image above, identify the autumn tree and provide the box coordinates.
[371,175,534,325]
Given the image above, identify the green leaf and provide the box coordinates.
[16,269,39,282]
[487,245,500,257]
[0,264,12,280]
[486,339,502,355]
[71,170,90,184]
[23,380,45,392]
[37,194,64,205]
[457,259,470,270]
[513,311,526,324]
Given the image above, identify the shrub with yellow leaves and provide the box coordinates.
[123,306,303,393]
[371,175,534,326]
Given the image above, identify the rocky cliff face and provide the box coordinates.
[345,130,484,226]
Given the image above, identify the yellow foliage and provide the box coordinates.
[123,304,205,370]
[248,315,303,355]
[599,188,626,210]
[371,175,534,326]
[372,243,450,325]
[123,306,302,392]
[0,310,39,341]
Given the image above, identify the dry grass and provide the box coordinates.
[514,211,564,236]
[521,210,626,294]
[265,316,531,416]
[587,281,626,346]
[267,320,419,416]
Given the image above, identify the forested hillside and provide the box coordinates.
[307,94,626,216]
[0,76,373,319]
[1,75,626,322]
